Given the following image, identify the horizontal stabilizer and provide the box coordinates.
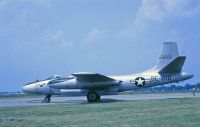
[158,56,186,73]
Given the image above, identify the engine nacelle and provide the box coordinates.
[48,78,120,90]
[96,86,119,96]
[48,78,77,89]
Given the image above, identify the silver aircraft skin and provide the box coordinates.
[22,42,193,102]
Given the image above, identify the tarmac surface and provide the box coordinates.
[0,92,199,107]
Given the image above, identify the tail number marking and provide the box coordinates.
[151,76,171,81]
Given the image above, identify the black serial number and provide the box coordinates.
[151,76,171,81]
[159,55,173,59]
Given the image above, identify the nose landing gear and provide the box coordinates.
[43,95,51,103]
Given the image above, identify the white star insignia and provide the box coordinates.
[135,77,145,87]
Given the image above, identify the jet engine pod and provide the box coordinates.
[48,78,77,89]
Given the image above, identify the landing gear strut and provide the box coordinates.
[43,95,51,103]
[87,92,101,102]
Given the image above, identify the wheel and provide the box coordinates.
[43,95,51,103]
[43,97,51,103]
[87,92,99,102]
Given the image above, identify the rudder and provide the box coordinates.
[153,42,179,70]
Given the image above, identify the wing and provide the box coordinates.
[72,72,115,82]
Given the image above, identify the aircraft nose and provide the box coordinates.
[22,84,35,93]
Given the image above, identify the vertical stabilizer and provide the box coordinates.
[153,42,179,70]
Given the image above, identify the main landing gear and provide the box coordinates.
[87,92,101,102]
[43,95,51,103]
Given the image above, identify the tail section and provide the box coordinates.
[158,56,186,73]
[153,42,185,73]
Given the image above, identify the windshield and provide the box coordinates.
[46,75,64,80]
[24,75,72,86]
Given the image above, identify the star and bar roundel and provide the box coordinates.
[135,77,145,87]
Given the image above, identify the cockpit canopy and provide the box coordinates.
[47,75,64,80]
[24,75,74,86]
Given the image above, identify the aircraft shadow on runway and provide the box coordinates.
[25,98,124,104]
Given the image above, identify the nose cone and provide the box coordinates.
[22,84,36,93]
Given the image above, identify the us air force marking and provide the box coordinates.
[135,77,145,87]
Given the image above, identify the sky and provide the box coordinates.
[0,0,200,91]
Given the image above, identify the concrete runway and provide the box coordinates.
[0,92,199,107]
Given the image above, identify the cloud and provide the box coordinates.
[118,0,200,38]
[0,0,52,8]
[19,0,53,7]
[135,0,164,23]
[40,30,74,48]
[0,0,10,8]
[0,30,74,54]
[82,29,105,44]
[135,0,200,24]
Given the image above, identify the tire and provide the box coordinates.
[87,92,99,102]
[44,97,51,103]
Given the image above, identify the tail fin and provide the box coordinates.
[153,42,185,73]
